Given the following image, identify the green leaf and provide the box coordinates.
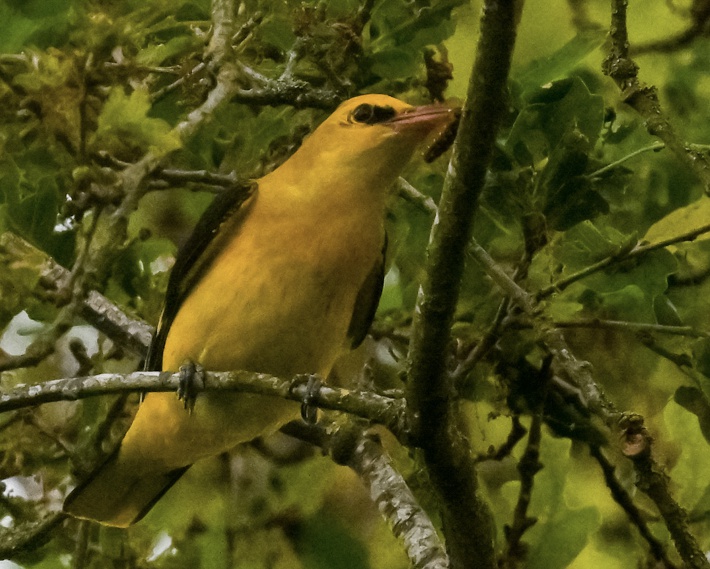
[525,437,602,568]
[369,0,464,51]
[664,399,710,509]
[136,35,200,66]
[91,87,182,159]
[378,266,404,314]
[0,4,37,52]
[554,239,677,323]
[5,0,72,18]
[653,294,683,326]
[666,253,710,333]
[692,338,710,383]
[297,513,369,569]
[551,220,678,315]
[644,196,710,247]
[538,130,609,231]
[366,48,419,79]
[585,250,677,298]
[506,77,605,165]
[515,30,606,95]
[0,0,72,51]
[674,386,710,445]
[259,13,297,52]
[0,151,74,262]
[597,284,653,322]
[553,221,631,270]
[527,506,600,569]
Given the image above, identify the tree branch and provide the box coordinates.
[589,445,678,569]
[405,1,524,567]
[348,434,450,569]
[283,422,450,569]
[83,0,244,289]
[632,0,710,56]
[0,370,408,438]
[0,513,66,560]
[602,0,710,193]
[0,232,153,358]
[501,403,545,568]
[546,318,708,338]
[620,415,710,569]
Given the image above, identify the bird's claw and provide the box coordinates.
[178,360,205,413]
[294,374,322,425]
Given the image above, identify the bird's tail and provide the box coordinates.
[63,450,189,528]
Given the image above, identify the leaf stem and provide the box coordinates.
[538,221,710,299]
[585,142,665,179]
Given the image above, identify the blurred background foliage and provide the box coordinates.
[1,0,710,567]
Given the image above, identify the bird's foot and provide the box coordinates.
[292,374,322,425]
[177,360,205,413]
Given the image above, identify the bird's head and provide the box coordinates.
[273,95,457,191]
[318,94,458,163]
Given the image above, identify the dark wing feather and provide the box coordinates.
[346,234,386,349]
[145,182,257,371]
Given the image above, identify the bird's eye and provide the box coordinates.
[349,104,396,125]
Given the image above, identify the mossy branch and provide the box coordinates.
[405,1,524,567]
[0,372,408,440]
[603,0,710,194]
[620,415,710,569]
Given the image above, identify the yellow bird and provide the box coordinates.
[64,94,456,527]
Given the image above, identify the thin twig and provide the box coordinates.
[500,357,551,569]
[95,152,249,194]
[232,12,264,46]
[469,239,538,315]
[638,335,694,369]
[468,236,621,428]
[566,0,601,30]
[633,0,710,56]
[452,297,510,384]
[501,411,544,568]
[585,142,665,179]
[151,62,206,103]
[633,27,707,55]
[475,414,527,462]
[538,221,710,299]
[87,0,245,283]
[396,178,438,215]
[551,318,709,338]
[589,446,678,569]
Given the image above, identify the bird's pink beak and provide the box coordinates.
[386,104,459,134]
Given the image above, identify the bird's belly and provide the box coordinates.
[122,222,377,471]
[163,223,368,377]
[121,391,299,471]
[164,264,353,377]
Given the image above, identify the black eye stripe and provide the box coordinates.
[350,104,396,125]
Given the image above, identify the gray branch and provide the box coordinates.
[349,435,450,569]
[0,370,408,437]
